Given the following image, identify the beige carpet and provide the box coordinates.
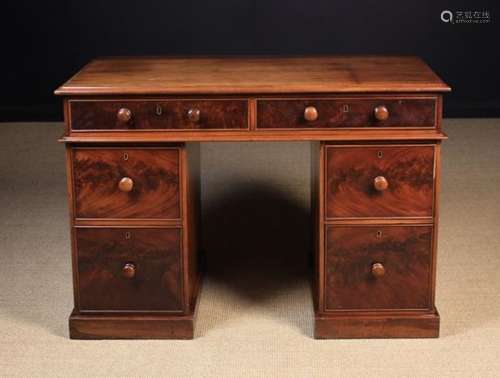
[0,120,499,377]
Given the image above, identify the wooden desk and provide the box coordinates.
[55,56,450,339]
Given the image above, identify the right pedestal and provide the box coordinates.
[312,142,442,338]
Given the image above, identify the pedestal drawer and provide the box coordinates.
[72,147,180,219]
[76,227,183,312]
[325,145,435,219]
[324,225,433,311]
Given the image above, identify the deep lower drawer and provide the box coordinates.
[72,147,180,219]
[325,145,435,218]
[257,97,436,129]
[69,99,248,130]
[76,227,183,312]
[324,225,433,311]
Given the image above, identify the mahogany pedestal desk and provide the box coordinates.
[55,56,450,339]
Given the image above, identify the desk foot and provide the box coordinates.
[314,309,440,339]
[69,310,195,339]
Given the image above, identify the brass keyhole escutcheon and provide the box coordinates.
[156,104,163,116]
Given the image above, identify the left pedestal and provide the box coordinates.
[64,143,201,339]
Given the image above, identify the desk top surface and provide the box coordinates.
[55,56,450,96]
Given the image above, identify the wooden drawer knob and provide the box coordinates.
[118,177,134,192]
[122,263,136,279]
[304,106,318,122]
[187,108,201,122]
[374,105,389,121]
[373,176,389,191]
[371,262,385,278]
[117,108,132,123]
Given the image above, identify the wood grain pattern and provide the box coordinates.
[54,56,450,95]
[76,227,183,312]
[325,145,435,218]
[70,99,248,130]
[324,225,433,311]
[257,98,436,129]
[73,148,180,219]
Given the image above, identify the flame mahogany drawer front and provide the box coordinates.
[324,225,433,311]
[76,227,183,312]
[69,99,248,130]
[325,145,435,219]
[256,97,436,129]
[72,147,180,219]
